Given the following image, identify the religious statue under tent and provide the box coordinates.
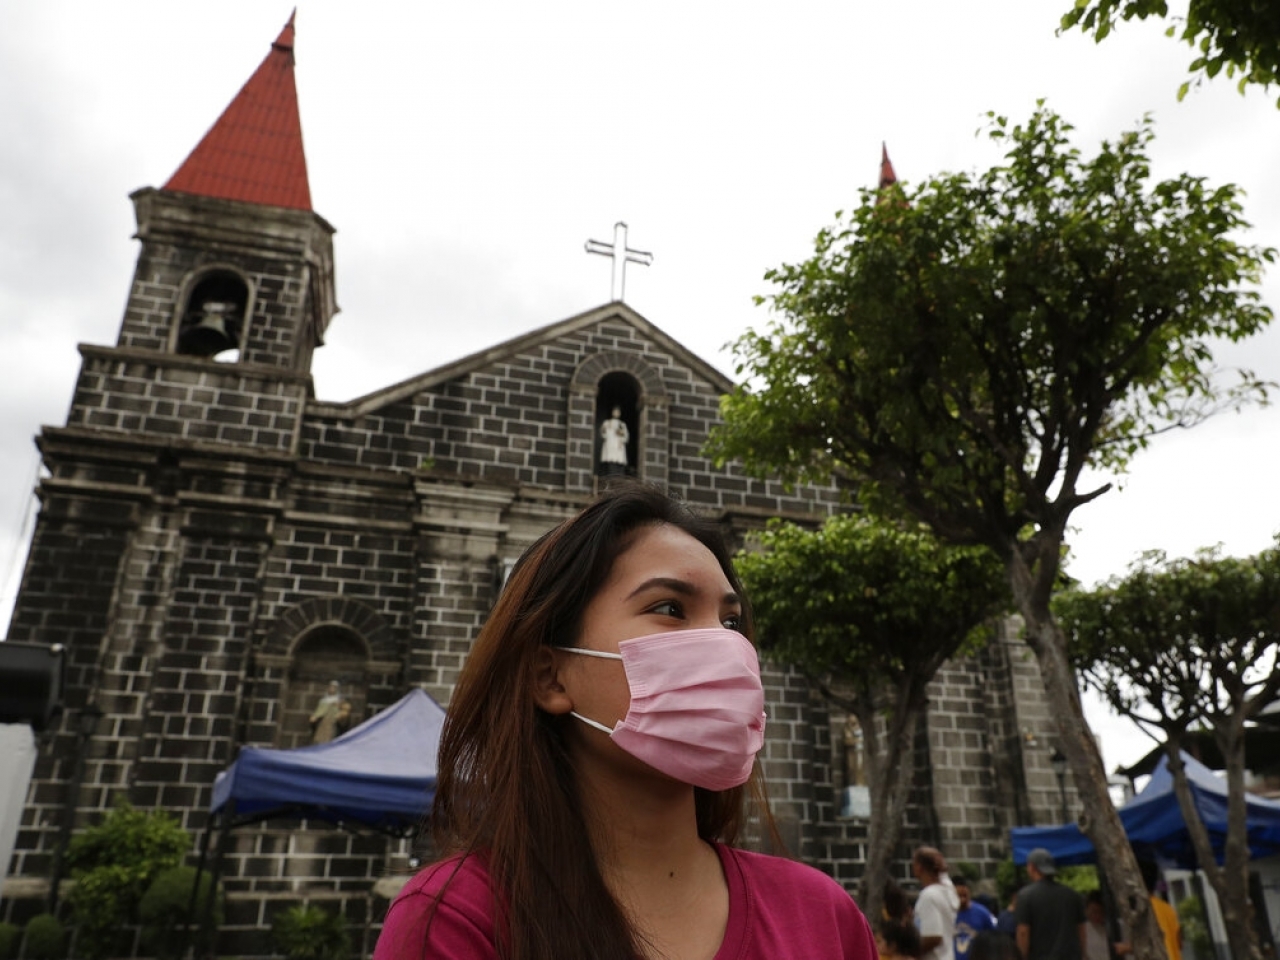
[598,406,630,475]
[309,680,352,744]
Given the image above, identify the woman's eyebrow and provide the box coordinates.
[624,577,742,608]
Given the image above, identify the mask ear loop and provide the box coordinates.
[559,647,625,735]
[569,711,617,735]
[559,647,622,660]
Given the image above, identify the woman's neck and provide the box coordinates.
[578,771,729,959]
[581,770,706,884]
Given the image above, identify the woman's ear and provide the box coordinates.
[533,646,573,715]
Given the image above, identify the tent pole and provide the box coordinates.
[198,804,233,958]
[182,815,215,960]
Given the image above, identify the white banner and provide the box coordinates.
[0,723,36,888]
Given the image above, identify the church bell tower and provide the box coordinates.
[3,13,339,907]
[120,12,335,374]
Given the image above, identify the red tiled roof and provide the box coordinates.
[163,12,312,211]
[878,142,898,190]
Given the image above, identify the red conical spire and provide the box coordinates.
[163,12,312,211]
[878,142,897,190]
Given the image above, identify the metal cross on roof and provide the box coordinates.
[584,222,653,303]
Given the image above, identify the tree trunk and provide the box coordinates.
[855,680,922,925]
[1164,741,1225,895]
[1220,725,1264,960]
[1009,546,1167,960]
[1158,719,1264,960]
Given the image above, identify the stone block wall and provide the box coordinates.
[927,652,1007,868]
[67,348,309,454]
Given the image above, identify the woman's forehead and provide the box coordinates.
[610,524,729,586]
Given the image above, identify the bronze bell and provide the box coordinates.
[178,300,239,357]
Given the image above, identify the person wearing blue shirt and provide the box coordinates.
[954,875,997,960]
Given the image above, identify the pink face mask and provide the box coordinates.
[561,627,767,791]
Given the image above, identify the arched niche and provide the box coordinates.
[281,624,369,748]
[594,371,641,476]
[175,268,251,361]
[567,352,668,492]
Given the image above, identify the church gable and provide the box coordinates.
[300,305,841,517]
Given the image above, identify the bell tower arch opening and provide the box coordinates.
[175,269,250,361]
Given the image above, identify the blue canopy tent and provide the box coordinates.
[1011,753,1280,868]
[209,687,445,834]
[187,689,445,945]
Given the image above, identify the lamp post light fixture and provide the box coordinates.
[1049,747,1069,824]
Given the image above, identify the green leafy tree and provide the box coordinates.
[1058,542,1280,960]
[1060,0,1280,105]
[64,799,190,959]
[707,104,1273,960]
[736,515,1009,918]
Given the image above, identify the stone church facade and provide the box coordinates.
[1,17,1074,957]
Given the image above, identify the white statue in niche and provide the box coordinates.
[309,680,347,744]
[840,715,872,819]
[598,406,630,475]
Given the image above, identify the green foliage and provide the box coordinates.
[709,105,1273,580]
[708,97,1271,960]
[270,904,351,960]
[0,921,19,960]
[1060,0,1280,105]
[737,515,1008,682]
[1059,540,1280,732]
[1058,865,1100,895]
[1178,894,1214,956]
[995,859,1097,899]
[995,859,1023,902]
[64,799,191,960]
[138,865,224,960]
[21,914,66,960]
[738,512,1008,918]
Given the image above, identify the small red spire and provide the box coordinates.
[163,11,312,211]
[878,143,898,190]
[274,9,296,51]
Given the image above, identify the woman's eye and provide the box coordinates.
[722,614,743,631]
[649,600,682,618]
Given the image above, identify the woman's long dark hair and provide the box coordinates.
[428,482,769,960]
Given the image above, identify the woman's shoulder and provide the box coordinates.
[722,845,853,900]
[718,846,876,960]
[374,855,497,960]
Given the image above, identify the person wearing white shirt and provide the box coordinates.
[913,846,961,960]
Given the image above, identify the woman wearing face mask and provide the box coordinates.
[374,483,875,960]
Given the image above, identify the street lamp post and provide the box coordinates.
[1050,747,1069,824]
[47,703,103,913]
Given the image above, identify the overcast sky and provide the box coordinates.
[2,2,1278,772]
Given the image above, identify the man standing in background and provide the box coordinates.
[1016,848,1085,960]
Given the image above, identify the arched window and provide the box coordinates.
[176,270,248,360]
[280,625,368,748]
[595,371,640,477]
